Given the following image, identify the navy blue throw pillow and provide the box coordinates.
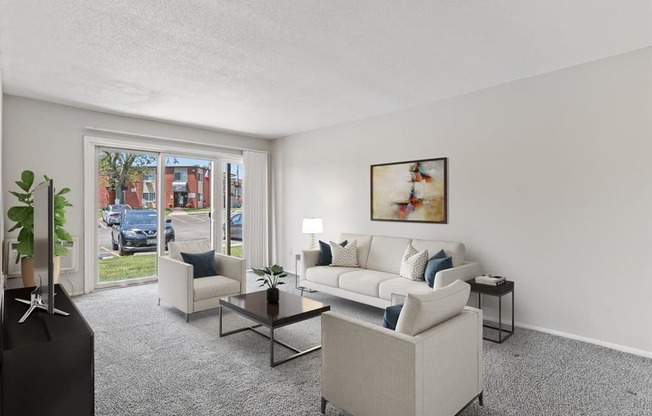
[430,249,446,260]
[425,256,453,288]
[382,304,404,330]
[317,240,348,266]
[180,250,218,278]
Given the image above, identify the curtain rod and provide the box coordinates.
[84,126,270,154]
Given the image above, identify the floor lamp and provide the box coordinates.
[298,218,323,292]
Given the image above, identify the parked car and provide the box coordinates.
[102,204,132,225]
[111,209,175,255]
[222,212,242,240]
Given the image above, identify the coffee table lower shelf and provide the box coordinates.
[218,291,330,367]
[219,313,323,367]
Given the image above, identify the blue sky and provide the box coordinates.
[165,157,211,167]
[141,157,211,168]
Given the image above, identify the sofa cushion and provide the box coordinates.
[193,275,241,301]
[366,236,412,274]
[410,239,465,267]
[399,243,429,281]
[378,278,435,301]
[395,280,470,336]
[340,233,374,269]
[306,266,358,288]
[338,269,398,298]
[317,240,347,266]
[424,256,453,288]
[331,240,359,267]
[180,250,218,278]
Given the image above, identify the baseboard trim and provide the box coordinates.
[483,317,652,359]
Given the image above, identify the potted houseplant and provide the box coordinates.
[252,264,287,303]
[7,170,73,287]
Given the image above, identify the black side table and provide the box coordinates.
[468,278,514,343]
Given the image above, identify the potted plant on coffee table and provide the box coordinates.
[7,170,73,287]
[252,264,287,303]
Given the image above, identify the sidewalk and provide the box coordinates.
[168,208,188,216]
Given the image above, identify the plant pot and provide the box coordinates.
[21,256,61,288]
[267,288,280,303]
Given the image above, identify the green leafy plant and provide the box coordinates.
[7,170,73,263]
[252,265,287,289]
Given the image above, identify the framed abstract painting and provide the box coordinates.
[370,157,448,223]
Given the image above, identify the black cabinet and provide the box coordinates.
[1,284,94,416]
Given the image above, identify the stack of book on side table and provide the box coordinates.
[475,275,506,285]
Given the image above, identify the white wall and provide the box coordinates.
[0,67,4,283]
[2,95,271,293]
[272,48,652,355]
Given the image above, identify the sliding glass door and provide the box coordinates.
[158,155,214,259]
[88,138,242,290]
[96,148,160,285]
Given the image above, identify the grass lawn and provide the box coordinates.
[223,245,242,258]
[99,254,157,283]
[99,245,243,283]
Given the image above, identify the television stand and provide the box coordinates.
[2,284,94,416]
[15,289,69,323]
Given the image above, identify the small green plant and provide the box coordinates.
[7,170,73,263]
[252,265,287,289]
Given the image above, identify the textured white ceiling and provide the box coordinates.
[0,1,650,138]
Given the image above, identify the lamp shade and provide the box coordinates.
[302,218,323,234]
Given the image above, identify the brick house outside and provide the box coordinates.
[99,166,211,209]
[99,165,242,209]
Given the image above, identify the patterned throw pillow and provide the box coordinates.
[399,243,429,281]
[330,240,359,267]
[317,240,348,266]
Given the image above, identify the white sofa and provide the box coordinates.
[321,305,484,416]
[300,233,481,308]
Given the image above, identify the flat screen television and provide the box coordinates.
[33,179,55,313]
[16,179,68,323]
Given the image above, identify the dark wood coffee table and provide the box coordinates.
[219,290,330,367]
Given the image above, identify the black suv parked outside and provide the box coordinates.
[111,209,175,255]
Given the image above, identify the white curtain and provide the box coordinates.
[242,151,269,269]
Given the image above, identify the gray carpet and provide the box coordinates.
[73,277,652,416]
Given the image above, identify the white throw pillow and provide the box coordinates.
[395,279,470,336]
[399,243,428,281]
[330,240,359,267]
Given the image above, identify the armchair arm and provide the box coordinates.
[433,261,482,289]
[300,249,320,283]
[214,253,247,294]
[322,312,419,416]
[415,307,484,415]
[158,256,193,314]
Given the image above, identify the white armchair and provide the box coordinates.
[158,239,246,322]
[321,305,483,416]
